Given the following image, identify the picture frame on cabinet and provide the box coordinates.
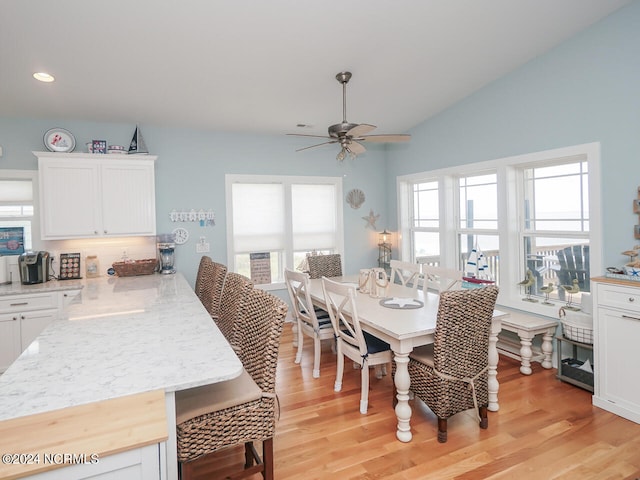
[635,225,640,239]
[92,140,107,154]
[634,198,640,214]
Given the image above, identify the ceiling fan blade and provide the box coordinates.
[295,140,338,152]
[287,133,332,139]
[359,134,411,143]
[347,124,376,137]
[348,141,366,155]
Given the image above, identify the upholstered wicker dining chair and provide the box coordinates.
[405,285,499,443]
[322,277,393,414]
[175,286,288,480]
[389,259,421,294]
[307,253,343,279]
[217,272,253,348]
[194,256,228,319]
[284,268,334,378]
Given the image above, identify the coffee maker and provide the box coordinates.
[19,251,51,284]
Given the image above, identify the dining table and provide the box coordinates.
[307,275,508,443]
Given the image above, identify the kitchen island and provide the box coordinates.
[0,273,243,479]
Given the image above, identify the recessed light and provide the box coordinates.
[33,72,55,83]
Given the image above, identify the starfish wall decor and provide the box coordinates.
[362,209,380,229]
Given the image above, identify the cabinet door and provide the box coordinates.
[0,313,21,371]
[20,309,58,352]
[39,160,101,239]
[597,306,640,413]
[101,161,156,236]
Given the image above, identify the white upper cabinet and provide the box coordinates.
[36,152,157,239]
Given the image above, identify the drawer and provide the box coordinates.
[0,293,58,313]
[596,282,640,312]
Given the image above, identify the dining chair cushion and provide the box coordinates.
[175,369,262,425]
[408,344,434,367]
[342,329,390,354]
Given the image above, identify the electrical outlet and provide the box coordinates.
[196,237,210,253]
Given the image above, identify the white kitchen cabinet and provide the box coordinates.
[36,151,157,240]
[0,292,59,371]
[592,277,640,424]
[25,444,163,480]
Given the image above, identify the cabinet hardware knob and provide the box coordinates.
[12,316,17,321]
[629,298,635,302]
[94,231,98,235]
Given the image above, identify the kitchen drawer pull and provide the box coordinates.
[9,302,29,307]
[622,314,640,321]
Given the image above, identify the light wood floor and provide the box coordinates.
[187,324,640,479]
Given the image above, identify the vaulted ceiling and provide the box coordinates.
[0,0,631,138]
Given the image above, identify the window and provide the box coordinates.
[226,175,343,288]
[397,143,601,314]
[0,172,37,252]
[521,159,590,303]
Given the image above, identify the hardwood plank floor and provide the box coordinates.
[186,324,640,479]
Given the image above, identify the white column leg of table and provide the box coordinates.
[393,351,412,442]
[541,328,555,369]
[487,319,501,412]
[518,331,535,375]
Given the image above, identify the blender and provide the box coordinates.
[157,234,176,274]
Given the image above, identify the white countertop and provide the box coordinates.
[0,278,84,296]
[0,273,243,421]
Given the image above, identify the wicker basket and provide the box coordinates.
[561,318,593,344]
[112,259,158,277]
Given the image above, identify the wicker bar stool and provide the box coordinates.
[404,285,499,442]
[175,287,288,480]
[194,256,228,319]
[217,272,253,348]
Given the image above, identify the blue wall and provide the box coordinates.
[386,0,640,269]
[0,118,387,285]
[2,1,640,281]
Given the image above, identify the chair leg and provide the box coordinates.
[360,363,369,414]
[479,405,488,429]
[335,348,344,392]
[437,418,448,443]
[263,437,274,480]
[244,441,254,468]
[179,460,194,480]
[312,336,321,378]
[294,322,303,364]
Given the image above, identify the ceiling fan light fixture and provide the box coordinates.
[336,148,346,162]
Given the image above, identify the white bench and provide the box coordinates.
[497,310,558,375]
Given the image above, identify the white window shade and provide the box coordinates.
[0,180,32,202]
[292,184,337,250]
[232,183,285,252]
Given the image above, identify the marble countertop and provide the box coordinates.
[0,273,243,421]
[0,278,84,296]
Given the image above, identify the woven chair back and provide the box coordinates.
[434,286,499,381]
[235,287,288,392]
[194,256,215,309]
[307,254,343,279]
[218,272,253,347]
[194,257,228,318]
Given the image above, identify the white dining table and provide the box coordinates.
[307,275,508,443]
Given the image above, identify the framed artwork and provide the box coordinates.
[634,199,640,214]
[635,225,640,240]
[92,140,107,154]
[0,227,24,255]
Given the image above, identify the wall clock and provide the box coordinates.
[172,227,189,245]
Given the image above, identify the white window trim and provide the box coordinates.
[0,170,40,251]
[225,174,344,291]
[397,142,602,316]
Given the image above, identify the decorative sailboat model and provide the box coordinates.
[463,244,495,285]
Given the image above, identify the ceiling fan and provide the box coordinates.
[288,71,410,161]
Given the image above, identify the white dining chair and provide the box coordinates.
[389,259,421,294]
[284,268,334,378]
[421,265,464,293]
[321,277,393,414]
